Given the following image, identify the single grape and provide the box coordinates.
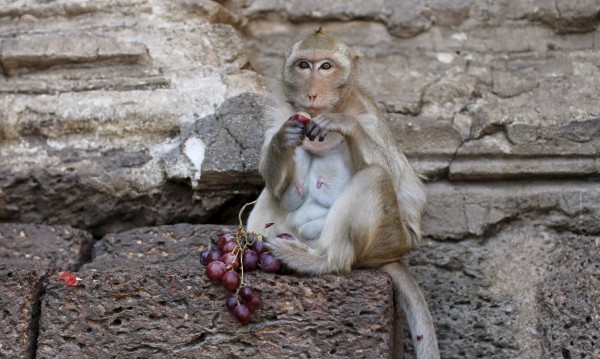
[200,250,221,266]
[199,250,211,266]
[225,294,242,312]
[245,292,261,311]
[221,253,240,271]
[222,240,238,254]
[234,303,251,325]
[217,233,234,252]
[205,261,227,282]
[221,270,241,292]
[208,250,222,262]
[291,112,312,126]
[252,240,267,255]
[260,252,282,273]
[239,286,261,311]
[239,286,254,300]
[242,249,259,271]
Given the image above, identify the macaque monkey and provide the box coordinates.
[247,28,439,358]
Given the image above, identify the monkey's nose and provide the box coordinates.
[308,95,317,102]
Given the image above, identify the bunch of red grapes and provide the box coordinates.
[199,227,282,324]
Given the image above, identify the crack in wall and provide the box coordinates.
[26,273,48,359]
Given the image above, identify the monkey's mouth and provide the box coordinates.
[306,108,324,116]
[305,103,327,116]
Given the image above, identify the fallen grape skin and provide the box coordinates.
[234,304,252,325]
[221,270,241,292]
[205,261,227,282]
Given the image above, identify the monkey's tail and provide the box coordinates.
[381,261,440,359]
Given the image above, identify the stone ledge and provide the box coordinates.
[423,181,600,239]
[1,34,149,75]
[37,265,395,358]
[0,223,400,359]
[0,223,93,271]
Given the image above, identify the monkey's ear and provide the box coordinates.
[351,50,363,67]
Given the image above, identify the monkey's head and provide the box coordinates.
[282,28,361,116]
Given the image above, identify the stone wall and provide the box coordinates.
[1,1,599,358]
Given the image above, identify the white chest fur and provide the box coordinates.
[280,133,353,241]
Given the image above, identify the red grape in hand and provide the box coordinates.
[291,112,312,126]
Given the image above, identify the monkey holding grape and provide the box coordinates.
[247,28,440,358]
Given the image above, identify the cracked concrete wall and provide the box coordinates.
[1,1,599,358]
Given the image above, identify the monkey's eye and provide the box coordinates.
[320,62,332,70]
[298,61,310,69]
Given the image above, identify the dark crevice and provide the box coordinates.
[75,234,97,270]
[0,60,9,78]
[27,274,48,359]
[205,192,259,225]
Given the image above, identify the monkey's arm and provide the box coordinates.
[259,117,305,199]
[307,113,393,168]
[308,112,426,246]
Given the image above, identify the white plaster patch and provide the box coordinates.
[436,52,455,64]
[46,139,66,150]
[451,32,468,41]
[184,136,206,187]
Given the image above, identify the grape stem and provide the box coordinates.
[238,200,257,229]
[235,201,257,293]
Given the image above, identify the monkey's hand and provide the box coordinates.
[306,113,360,141]
[275,116,307,149]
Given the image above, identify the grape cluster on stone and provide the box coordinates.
[199,227,282,325]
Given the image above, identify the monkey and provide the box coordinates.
[247,28,440,359]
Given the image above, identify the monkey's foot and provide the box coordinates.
[264,233,328,274]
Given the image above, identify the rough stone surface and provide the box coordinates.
[0,223,94,358]
[423,181,600,239]
[405,226,599,358]
[0,223,94,270]
[36,224,396,359]
[538,234,600,359]
[0,265,44,359]
[38,266,394,359]
[90,223,230,267]
[0,0,265,235]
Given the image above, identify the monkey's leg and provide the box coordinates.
[265,165,405,274]
[247,190,287,234]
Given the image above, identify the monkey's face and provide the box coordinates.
[282,47,355,116]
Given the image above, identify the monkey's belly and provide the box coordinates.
[282,147,354,241]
